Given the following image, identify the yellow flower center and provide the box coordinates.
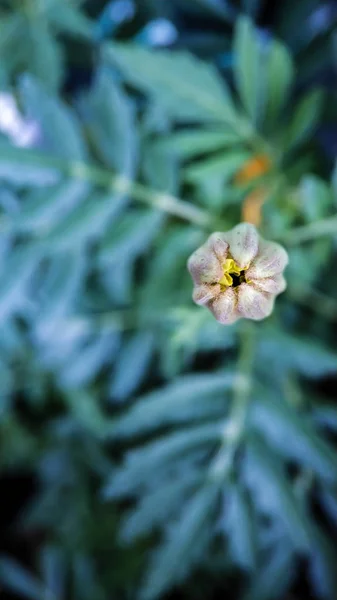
[219,258,242,288]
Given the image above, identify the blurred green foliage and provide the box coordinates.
[0,1,337,600]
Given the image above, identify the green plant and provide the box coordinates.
[0,5,337,600]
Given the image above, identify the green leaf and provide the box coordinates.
[184,150,251,184]
[300,175,332,223]
[59,335,113,389]
[111,332,156,401]
[244,434,312,551]
[0,557,45,600]
[257,328,337,379]
[104,422,223,498]
[105,43,239,125]
[111,372,233,437]
[309,527,337,600]
[43,192,125,249]
[0,244,40,322]
[140,486,219,600]
[27,17,64,92]
[242,544,295,600]
[37,251,85,322]
[286,89,323,149]
[234,17,263,124]
[251,395,337,483]
[14,180,90,232]
[98,209,163,265]
[140,227,204,309]
[79,70,137,175]
[142,140,178,194]
[264,39,294,126]
[158,129,241,160]
[121,472,203,542]
[19,75,87,160]
[48,2,93,39]
[0,143,60,186]
[63,390,108,435]
[222,483,257,570]
[40,545,66,600]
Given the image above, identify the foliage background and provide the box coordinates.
[0,1,337,599]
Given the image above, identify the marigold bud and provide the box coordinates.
[187,223,288,325]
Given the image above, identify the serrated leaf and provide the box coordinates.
[105,43,239,125]
[140,486,219,600]
[111,331,156,401]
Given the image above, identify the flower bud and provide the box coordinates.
[187,223,288,325]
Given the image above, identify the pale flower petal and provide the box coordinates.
[193,284,220,305]
[237,283,274,321]
[209,287,238,325]
[246,239,289,279]
[222,223,259,269]
[187,244,223,284]
[206,232,229,262]
[249,274,286,295]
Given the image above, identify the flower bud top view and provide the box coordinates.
[188,223,288,324]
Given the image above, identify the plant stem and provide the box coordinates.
[209,321,255,480]
[70,161,213,227]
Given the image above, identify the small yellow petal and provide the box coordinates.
[219,272,233,286]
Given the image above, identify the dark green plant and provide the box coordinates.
[0,2,337,600]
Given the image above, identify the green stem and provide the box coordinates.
[70,161,213,227]
[3,147,212,228]
[209,321,255,480]
[279,215,337,245]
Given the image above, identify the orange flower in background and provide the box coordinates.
[234,154,272,227]
[234,154,272,186]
